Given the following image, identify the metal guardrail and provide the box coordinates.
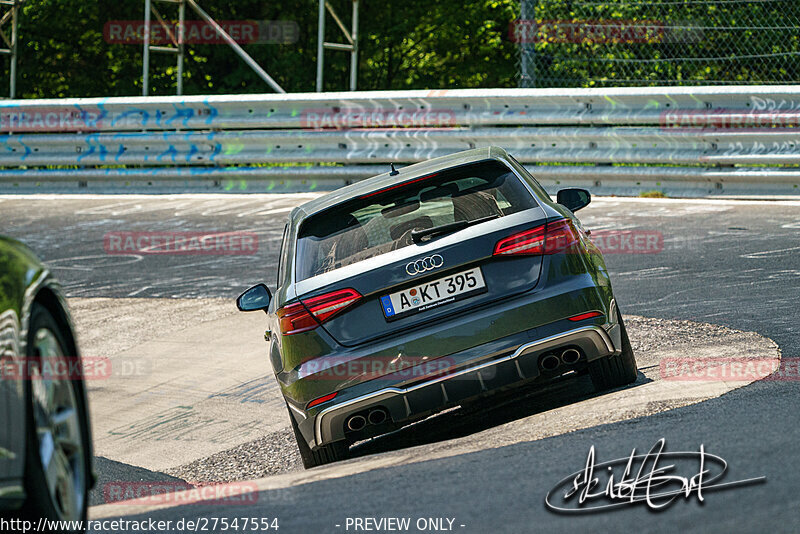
[0,86,799,191]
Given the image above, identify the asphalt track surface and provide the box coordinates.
[1,195,799,533]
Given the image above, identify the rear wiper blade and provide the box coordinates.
[411,214,500,244]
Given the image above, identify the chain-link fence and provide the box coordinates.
[515,0,800,87]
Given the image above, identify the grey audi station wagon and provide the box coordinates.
[238,146,637,468]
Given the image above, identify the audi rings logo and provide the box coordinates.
[406,254,444,276]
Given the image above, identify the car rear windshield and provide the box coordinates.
[295,160,537,281]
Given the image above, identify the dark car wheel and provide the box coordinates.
[287,404,349,469]
[588,309,638,391]
[21,304,90,530]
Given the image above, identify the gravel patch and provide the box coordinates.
[624,315,775,356]
[164,428,303,483]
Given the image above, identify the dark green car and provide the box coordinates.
[0,237,93,529]
[238,147,637,468]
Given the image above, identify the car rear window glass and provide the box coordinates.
[295,160,537,281]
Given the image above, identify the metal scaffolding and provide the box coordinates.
[142,0,284,96]
[316,0,359,92]
[518,0,535,88]
[143,0,185,96]
[0,0,22,98]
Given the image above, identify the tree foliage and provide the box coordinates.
[4,0,519,98]
[524,0,800,87]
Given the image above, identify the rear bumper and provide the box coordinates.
[298,322,619,448]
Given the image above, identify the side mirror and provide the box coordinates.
[237,284,272,312]
[557,188,591,212]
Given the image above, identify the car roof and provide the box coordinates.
[291,146,511,221]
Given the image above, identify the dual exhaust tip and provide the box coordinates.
[540,348,582,371]
[346,408,388,432]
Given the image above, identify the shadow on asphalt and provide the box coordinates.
[349,370,651,459]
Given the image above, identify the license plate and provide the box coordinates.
[380,267,487,321]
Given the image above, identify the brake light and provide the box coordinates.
[307,391,338,409]
[493,218,579,256]
[277,288,363,336]
[360,173,439,198]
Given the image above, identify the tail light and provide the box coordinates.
[278,303,318,335]
[278,288,363,336]
[302,288,362,323]
[493,218,579,256]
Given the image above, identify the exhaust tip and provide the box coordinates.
[346,414,367,432]
[540,353,560,371]
[560,348,581,365]
[367,409,387,425]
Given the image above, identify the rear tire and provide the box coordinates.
[287,404,349,469]
[589,309,638,391]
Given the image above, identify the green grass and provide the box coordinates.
[639,190,668,198]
